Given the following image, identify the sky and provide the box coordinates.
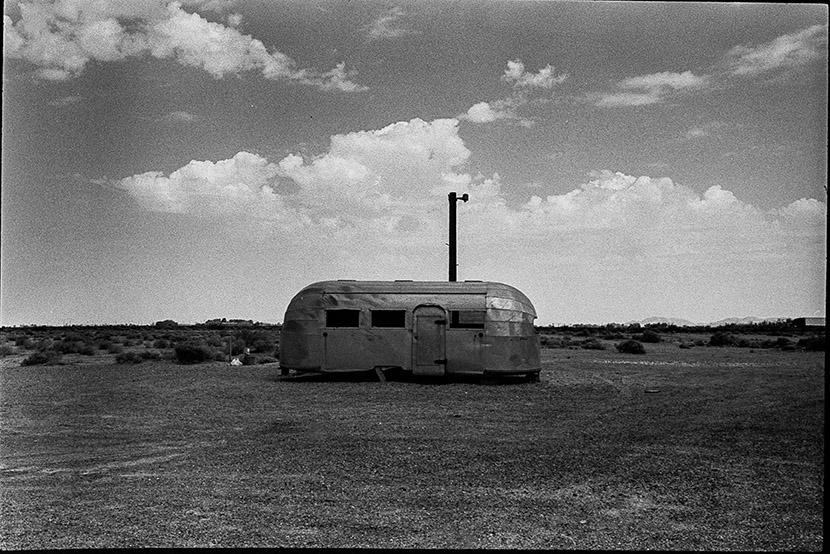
[1,0,827,326]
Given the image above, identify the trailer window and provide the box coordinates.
[450,310,485,329]
[326,309,360,327]
[371,310,406,328]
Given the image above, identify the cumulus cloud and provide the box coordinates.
[3,0,366,91]
[723,24,828,76]
[113,117,825,321]
[461,60,565,126]
[459,97,534,127]
[118,118,472,229]
[501,59,568,89]
[119,151,279,212]
[365,7,419,41]
[116,117,826,252]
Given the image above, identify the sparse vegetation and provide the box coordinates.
[173,341,216,364]
[797,335,826,351]
[616,339,646,354]
[0,346,822,549]
[20,351,62,366]
[636,329,661,343]
[115,351,144,364]
[709,332,737,347]
[579,338,606,350]
[0,345,17,356]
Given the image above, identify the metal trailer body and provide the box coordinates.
[279,280,541,378]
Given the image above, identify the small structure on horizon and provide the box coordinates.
[279,280,541,380]
[793,317,826,328]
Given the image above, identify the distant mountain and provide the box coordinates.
[708,316,785,327]
[636,316,697,327]
[627,316,787,327]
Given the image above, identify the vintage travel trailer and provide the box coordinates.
[279,280,541,380]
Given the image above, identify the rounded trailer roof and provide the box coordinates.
[288,280,537,317]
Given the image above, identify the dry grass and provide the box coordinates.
[0,344,824,549]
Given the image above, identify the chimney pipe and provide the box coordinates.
[448,192,468,281]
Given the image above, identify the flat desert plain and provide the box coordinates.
[0,341,824,549]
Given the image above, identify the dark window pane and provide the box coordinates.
[450,310,485,329]
[371,310,406,328]
[326,310,360,327]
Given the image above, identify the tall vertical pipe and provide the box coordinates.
[448,192,457,281]
[448,192,468,282]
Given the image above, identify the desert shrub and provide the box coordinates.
[237,330,277,353]
[773,337,796,351]
[214,351,229,362]
[541,336,570,348]
[107,343,124,354]
[230,338,246,356]
[797,336,826,351]
[77,343,96,355]
[55,340,94,354]
[13,336,34,349]
[63,331,87,343]
[140,350,162,360]
[250,337,276,353]
[115,351,144,364]
[580,338,606,350]
[174,341,215,364]
[637,330,661,343]
[155,319,179,329]
[616,340,645,354]
[0,345,17,356]
[34,338,55,351]
[153,339,170,349]
[775,337,794,349]
[63,341,82,353]
[709,332,737,347]
[21,351,62,366]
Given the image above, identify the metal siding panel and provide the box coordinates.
[487,296,536,316]
[323,292,484,310]
[485,335,541,373]
[445,329,485,373]
[323,328,410,370]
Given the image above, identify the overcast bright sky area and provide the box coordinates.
[1,0,827,326]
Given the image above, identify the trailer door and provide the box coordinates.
[413,305,447,376]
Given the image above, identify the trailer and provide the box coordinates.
[279,280,541,380]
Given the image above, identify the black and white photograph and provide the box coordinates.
[1,0,825,549]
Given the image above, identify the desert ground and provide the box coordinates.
[0,325,824,549]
